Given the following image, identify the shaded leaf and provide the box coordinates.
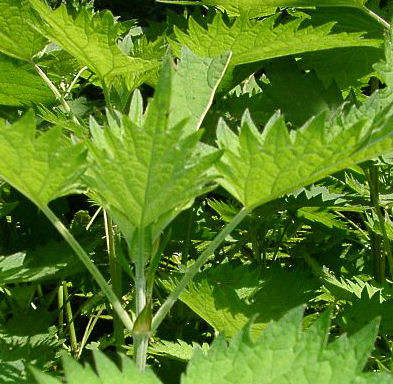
[0,54,55,107]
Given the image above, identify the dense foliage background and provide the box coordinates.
[2,0,393,383]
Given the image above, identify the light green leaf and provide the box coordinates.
[160,0,367,17]
[168,47,231,133]
[0,53,55,107]
[28,0,160,90]
[31,350,161,384]
[216,95,393,209]
[374,25,393,88]
[0,111,86,208]
[0,0,46,61]
[182,307,392,384]
[171,13,381,89]
[85,54,225,243]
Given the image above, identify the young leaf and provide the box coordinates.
[0,53,55,107]
[85,54,225,243]
[216,99,393,209]
[182,307,391,384]
[28,0,160,90]
[0,111,86,208]
[0,0,46,61]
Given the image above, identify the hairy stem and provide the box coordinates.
[32,62,80,125]
[41,205,134,331]
[362,6,391,29]
[104,211,125,350]
[133,229,149,372]
[151,207,249,333]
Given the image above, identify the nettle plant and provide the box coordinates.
[1,0,393,382]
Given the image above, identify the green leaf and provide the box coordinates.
[374,25,393,88]
[172,12,380,66]
[149,339,209,362]
[171,13,381,90]
[174,262,319,337]
[298,47,383,91]
[0,111,86,208]
[0,241,83,284]
[168,47,231,134]
[0,311,62,384]
[28,0,160,90]
[182,307,391,384]
[0,54,55,107]
[85,54,225,243]
[216,95,393,209]
[30,310,391,384]
[260,58,343,126]
[341,289,393,334]
[0,0,46,61]
[31,350,161,384]
[160,0,367,17]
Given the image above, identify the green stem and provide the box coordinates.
[361,6,391,29]
[181,207,194,264]
[63,282,78,357]
[64,66,88,98]
[133,229,149,372]
[151,207,249,333]
[32,62,80,125]
[77,308,103,360]
[41,205,134,331]
[58,284,64,339]
[104,211,124,350]
[366,164,393,281]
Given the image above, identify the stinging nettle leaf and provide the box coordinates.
[28,0,160,90]
[216,100,393,209]
[0,111,87,208]
[172,13,381,67]
[160,0,367,18]
[170,13,381,90]
[85,54,226,244]
[172,262,320,337]
[0,0,47,61]
[182,306,392,384]
[31,350,161,384]
[0,53,55,107]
